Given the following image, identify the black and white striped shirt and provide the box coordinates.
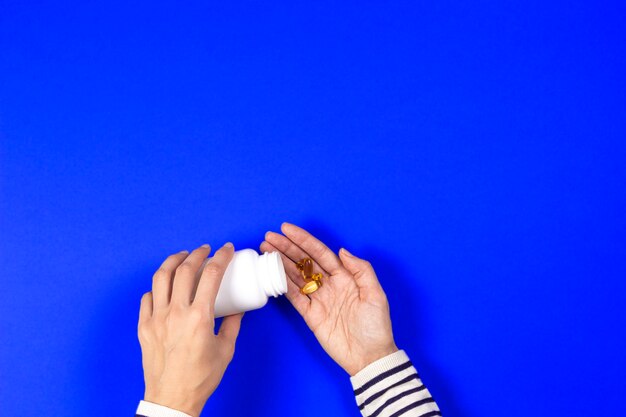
[350,350,440,417]
[136,350,440,417]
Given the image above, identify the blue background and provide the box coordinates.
[1,1,625,416]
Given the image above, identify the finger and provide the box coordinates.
[339,248,383,292]
[261,239,309,286]
[171,244,211,306]
[218,313,244,346]
[138,292,153,324]
[261,239,314,291]
[266,237,334,302]
[152,250,189,309]
[280,222,345,275]
[265,231,329,281]
[263,233,331,300]
[193,242,235,310]
[284,273,313,314]
[260,241,310,315]
[264,231,309,264]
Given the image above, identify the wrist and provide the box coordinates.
[348,343,399,376]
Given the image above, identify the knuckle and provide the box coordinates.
[137,322,152,340]
[152,268,170,282]
[188,307,205,324]
[169,302,187,316]
[176,262,195,276]
[203,263,222,277]
[311,240,326,256]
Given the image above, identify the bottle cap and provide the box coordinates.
[258,251,288,297]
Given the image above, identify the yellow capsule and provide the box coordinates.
[303,272,323,283]
[297,258,315,281]
[302,258,314,277]
[311,273,323,282]
[296,258,310,271]
[300,279,321,295]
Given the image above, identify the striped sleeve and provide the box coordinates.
[350,350,441,417]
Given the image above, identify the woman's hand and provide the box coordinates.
[138,243,244,417]
[260,223,398,376]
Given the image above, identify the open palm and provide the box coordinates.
[260,223,398,376]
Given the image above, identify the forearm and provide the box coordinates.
[351,350,441,417]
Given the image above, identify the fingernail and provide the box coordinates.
[341,248,354,257]
[201,244,210,249]
[179,250,189,254]
[223,242,234,249]
[265,231,272,238]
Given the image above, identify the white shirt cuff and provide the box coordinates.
[136,400,194,417]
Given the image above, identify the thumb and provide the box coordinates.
[339,248,382,290]
[218,312,244,347]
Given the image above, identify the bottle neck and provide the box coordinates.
[256,251,288,298]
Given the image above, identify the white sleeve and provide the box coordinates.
[350,350,441,417]
[135,400,194,417]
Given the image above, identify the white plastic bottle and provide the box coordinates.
[210,249,288,318]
